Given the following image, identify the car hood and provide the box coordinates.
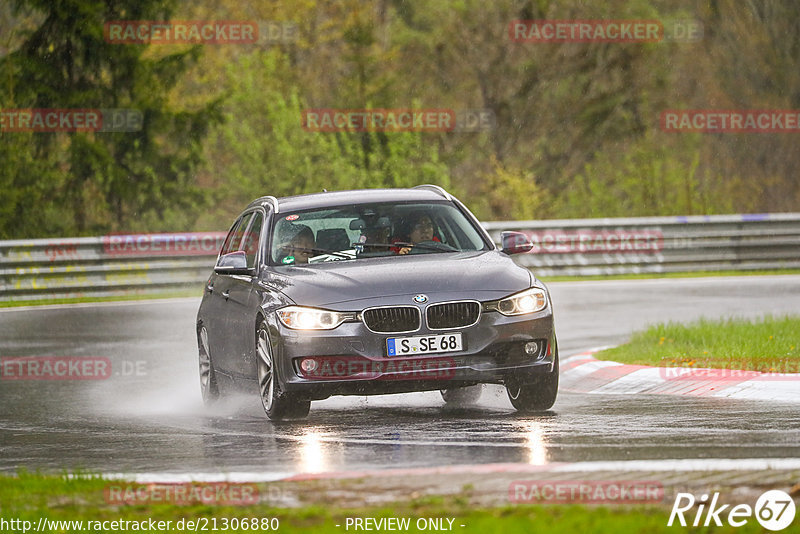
[260,251,534,308]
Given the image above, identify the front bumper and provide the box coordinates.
[271,307,555,399]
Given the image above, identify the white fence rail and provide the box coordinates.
[2,214,799,302]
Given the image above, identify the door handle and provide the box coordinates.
[206,282,214,293]
[222,290,230,300]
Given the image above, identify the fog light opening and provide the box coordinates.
[525,341,539,356]
[300,358,319,374]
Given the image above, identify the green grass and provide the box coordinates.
[595,315,800,372]
[539,268,800,282]
[0,290,200,308]
[0,473,768,533]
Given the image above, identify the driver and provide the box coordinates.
[391,211,440,255]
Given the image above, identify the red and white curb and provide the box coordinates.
[561,349,800,402]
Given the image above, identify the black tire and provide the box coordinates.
[506,339,559,412]
[440,384,483,405]
[256,321,311,420]
[198,326,220,405]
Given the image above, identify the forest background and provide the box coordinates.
[1,0,797,238]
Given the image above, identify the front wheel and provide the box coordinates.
[256,321,310,420]
[506,339,559,412]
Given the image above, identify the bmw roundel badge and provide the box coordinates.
[413,294,428,303]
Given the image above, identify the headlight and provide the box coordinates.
[487,287,548,316]
[276,306,350,330]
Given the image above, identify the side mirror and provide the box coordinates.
[500,231,533,255]
[214,250,254,275]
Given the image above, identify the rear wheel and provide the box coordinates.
[440,384,483,405]
[198,326,220,405]
[506,339,559,412]
[256,321,310,420]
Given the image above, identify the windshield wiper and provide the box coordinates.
[353,242,404,248]
[353,242,458,252]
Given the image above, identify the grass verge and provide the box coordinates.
[0,473,766,533]
[594,315,800,372]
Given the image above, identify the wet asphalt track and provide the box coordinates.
[0,276,798,477]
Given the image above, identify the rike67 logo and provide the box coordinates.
[669,490,796,531]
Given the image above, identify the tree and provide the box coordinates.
[0,0,221,237]
[195,50,450,230]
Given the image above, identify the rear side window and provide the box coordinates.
[219,211,261,259]
[220,216,245,256]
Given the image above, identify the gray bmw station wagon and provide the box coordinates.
[196,185,558,420]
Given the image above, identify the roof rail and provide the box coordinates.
[413,184,451,200]
[256,195,280,213]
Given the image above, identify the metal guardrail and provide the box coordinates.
[0,233,226,302]
[484,213,800,277]
[1,214,799,302]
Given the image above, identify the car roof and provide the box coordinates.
[245,187,452,213]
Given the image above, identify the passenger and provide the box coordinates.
[391,212,439,255]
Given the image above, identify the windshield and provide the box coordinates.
[269,201,489,265]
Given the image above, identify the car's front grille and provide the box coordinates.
[362,306,420,333]
[426,301,480,330]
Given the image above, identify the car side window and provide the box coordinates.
[220,216,245,256]
[219,212,256,259]
[242,211,263,269]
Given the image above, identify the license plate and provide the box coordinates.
[386,333,463,356]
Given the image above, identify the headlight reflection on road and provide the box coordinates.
[298,430,329,473]
[524,422,549,465]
